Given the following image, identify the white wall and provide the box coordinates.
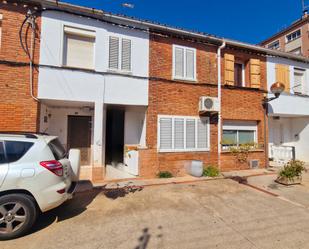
[269,117,309,162]
[39,10,149,106]
[267,56,309,94]
[267,56,309,116]
[40,103,94,148]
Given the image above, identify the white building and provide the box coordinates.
[38,9,149,180]
[267,56,309,164]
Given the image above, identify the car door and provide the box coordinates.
[0,141,9,187]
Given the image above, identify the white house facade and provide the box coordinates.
[38,10,149,180]
[267,56,309,164]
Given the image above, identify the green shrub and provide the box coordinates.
[157,171,173,178]
[203,165,220,177]
[279,160,306,180]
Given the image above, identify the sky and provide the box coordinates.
[61,0,304,44]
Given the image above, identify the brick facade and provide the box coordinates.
[0,1,40,132]
[139,34,268,178]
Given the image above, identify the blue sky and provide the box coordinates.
[62,0,303,44]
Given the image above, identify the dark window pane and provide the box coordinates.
[234,63,243,87]
[238,131,255,145]
[48,138,66,160]
[222,130,237,146]
[5,141,33,163]
[0,142,6,164]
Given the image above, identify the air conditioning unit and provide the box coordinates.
[199,96,220,113]
[249,160,259,169]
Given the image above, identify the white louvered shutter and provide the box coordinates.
[64,34,95,69]
[197,118,208,148]
[186,49,195,79]
[186,119,196,149]
[160,118,172,149]
[174,118,184,149]
[109,36,119,69]
[121,38,131,71]
[294,69,304,94]
[175,47,184,78]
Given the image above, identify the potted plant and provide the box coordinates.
[276,160,307,185]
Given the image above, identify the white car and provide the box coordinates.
[0,132,80,240]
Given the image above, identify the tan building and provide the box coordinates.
[260,12,309,57]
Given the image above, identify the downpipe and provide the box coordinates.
[217,41,226,171]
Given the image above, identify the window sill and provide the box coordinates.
[172,77,197,83]
[221,149,264,154]
[62,65,95,72]
[107,69,133,75]
[158,148,210,153]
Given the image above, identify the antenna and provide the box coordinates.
[302,0,309,13]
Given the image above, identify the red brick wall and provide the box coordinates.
[139,34,267,178]
[0,1,41,131]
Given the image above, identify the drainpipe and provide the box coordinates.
[217,41,226,171]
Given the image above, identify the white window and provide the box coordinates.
[294,68,306,94]
[286,29,301,43]
[173,45,196,81]
[63,26,96,69]
[222,121,257,149]
[158,115,209,152]
[290,47,302,55]
[268,40,280,50]
[109,36,132,71]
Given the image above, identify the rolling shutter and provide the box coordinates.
[175,47,184,78]
[186,49,195,79]
[64,33,95,69]
[250,59,261,89]
[121,38,131,71]
[109,36,119,69]
[224,53,235,85]
[159,118,172,149]
[276,64,290,93]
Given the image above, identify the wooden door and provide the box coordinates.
[67,116,92,165]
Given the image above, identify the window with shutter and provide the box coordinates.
[275,64,290,93]
[293,68,305,94]
[109,36,132,72]
[63,27,95,69]
[173,45,196,81]
[250,59,261,89]
[158,116,209,152]
[174,118,184,149]
[121,38,131,71]
[109,36,119,70]
[159,118,172,150]
[224,54,235,85]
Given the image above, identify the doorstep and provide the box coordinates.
[90,174,224,190]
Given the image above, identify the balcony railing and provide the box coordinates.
[270,145,295,165]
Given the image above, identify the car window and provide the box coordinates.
[0,142,6,164]
[5,141,34,163]
[48,138,66,160]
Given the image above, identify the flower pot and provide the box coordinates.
[275,176,302,185]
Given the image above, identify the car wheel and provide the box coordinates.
[0,194,38,240]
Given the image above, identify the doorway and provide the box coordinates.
[67,115,92,165]
[105,108,125,165]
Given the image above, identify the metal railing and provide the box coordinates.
[270,145,295,165]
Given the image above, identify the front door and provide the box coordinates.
[67,116,92,165]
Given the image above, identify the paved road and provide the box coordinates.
[2,179,309,249]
